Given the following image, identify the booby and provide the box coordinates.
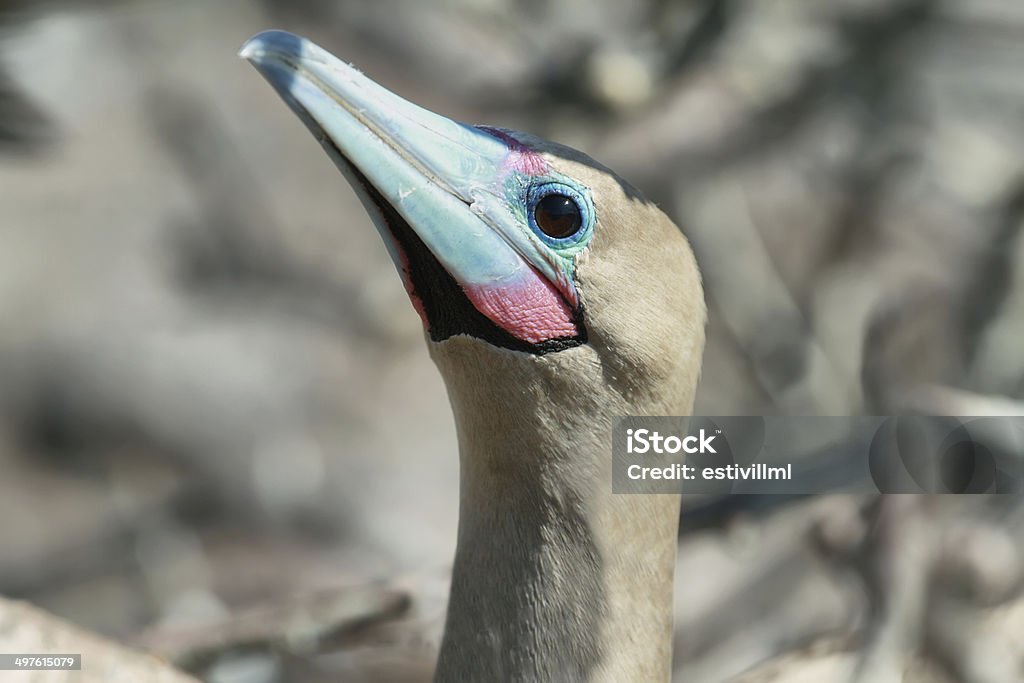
[241,30,705,682]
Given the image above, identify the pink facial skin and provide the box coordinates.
[476,126,550,177]
[464,268,579,344]
[392,233,579,345]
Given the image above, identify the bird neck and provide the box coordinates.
[430,338,693,683]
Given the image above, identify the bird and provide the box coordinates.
[240,30,706,682]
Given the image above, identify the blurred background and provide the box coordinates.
[2,0,1024,681]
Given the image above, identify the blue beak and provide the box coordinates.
[240,30,582,346]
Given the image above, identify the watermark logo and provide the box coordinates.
[612,416,1024,495]
[626,428,717,454]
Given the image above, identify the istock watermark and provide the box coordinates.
[612,416,1024,495]
[625,428,718,454]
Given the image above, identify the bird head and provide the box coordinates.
[241,31,704,417]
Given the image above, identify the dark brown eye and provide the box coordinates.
[534,194,582,239]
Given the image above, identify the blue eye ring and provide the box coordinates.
[526,182,594,247]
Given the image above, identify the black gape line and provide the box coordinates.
[341,157,588,356]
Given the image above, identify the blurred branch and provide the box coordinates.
[0,61,54,153]
[961,178,1024,367]
[619,0,941,197]
[659,0,735,77]
[899,384,1024,418]
[139,583,411,673]
[733,497,1024,681]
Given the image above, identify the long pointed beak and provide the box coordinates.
[240,30,579,344]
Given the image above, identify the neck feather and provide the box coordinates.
[430,338,695,682]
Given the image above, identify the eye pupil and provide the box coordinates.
[534,194,582,239]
